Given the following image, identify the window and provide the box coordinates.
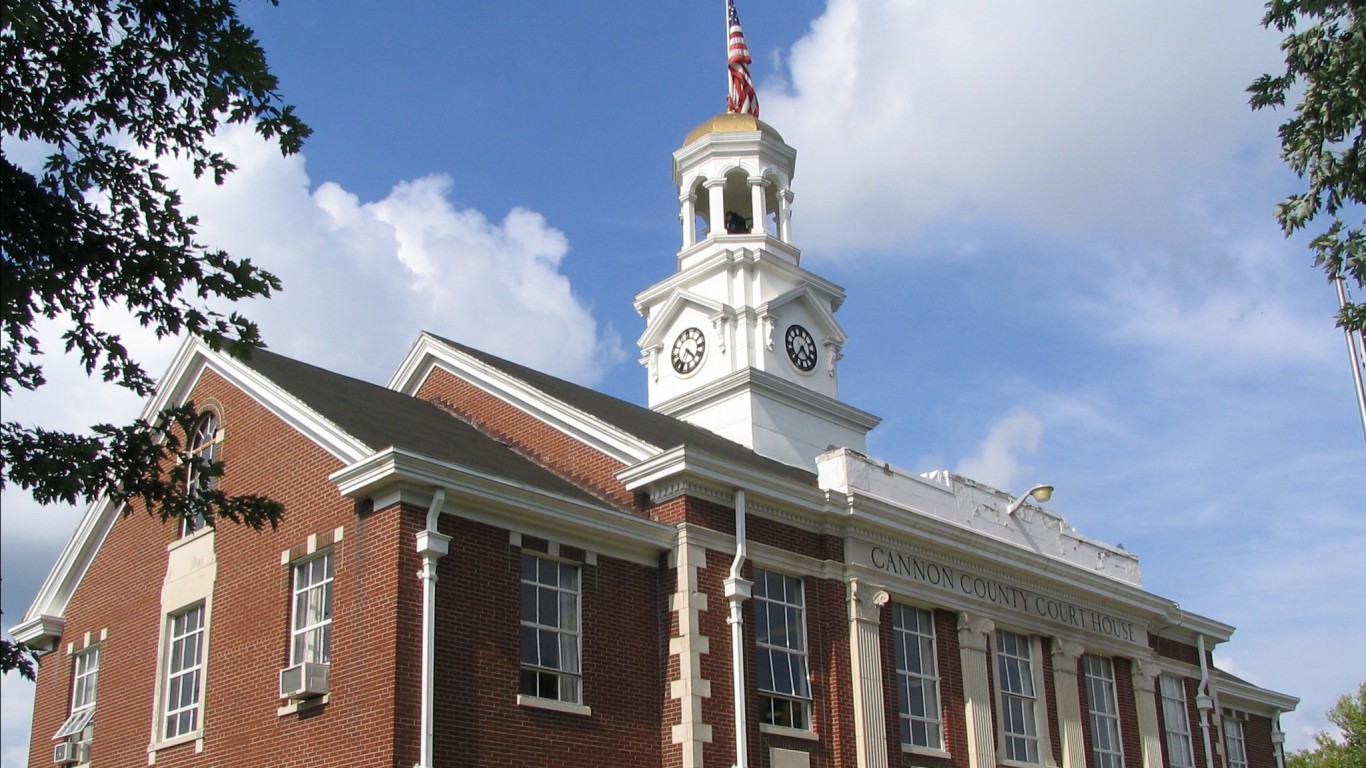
[754,568,812,730]
[163,605,206,739]
[1224,718,1248,768]
[894,604,942,749]
[182,412,219,535]
[291,552,334,665]
[995,629,1041,763]
[519,553,582,704]
[1160,676,1195,768]
[1085,654,1124,768]
[53,646,100,748]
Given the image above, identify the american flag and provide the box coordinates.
[727,0,759,116]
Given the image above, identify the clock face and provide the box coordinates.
[785,324,817,372]
[671,327,706,374]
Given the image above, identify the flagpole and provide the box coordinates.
[1336,277,1366,448]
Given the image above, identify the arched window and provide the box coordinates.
[182,412,219,536]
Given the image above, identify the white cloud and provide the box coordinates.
[162,123,623,385]
[763,0,1284,257]
[955,407,1044,490]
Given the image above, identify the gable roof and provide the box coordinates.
[12,339,609,648]
[237,347,604,505]
[419,333,818,487]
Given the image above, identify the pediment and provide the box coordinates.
[635,290,730,351]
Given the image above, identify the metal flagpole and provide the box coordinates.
[1336,277,1366,448]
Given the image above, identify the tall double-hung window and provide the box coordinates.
[754,568,812,730]
[1224,717,1249,768]
[182,412,219,536]
[995,629,1041,763]
[1160,676,1195,768]
[519,553,582,704]
[54,646,100,750]
[1085,654,1124,768]
[291,552,333,665]
[163,605,206,739]
[893,604,942,749]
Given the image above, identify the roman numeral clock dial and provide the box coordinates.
[785,324,818,372]
[671,327,706,374]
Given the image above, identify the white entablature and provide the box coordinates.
[635,113,879,471]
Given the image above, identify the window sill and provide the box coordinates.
[760,723,819,741]
[166,526,213,552]
[901,744,952,760]
[516,695,591,717]
[1000,759,1053,768]
[147,730,203,758]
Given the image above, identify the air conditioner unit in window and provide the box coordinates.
[279,661,329,699]
[52,741,84,765]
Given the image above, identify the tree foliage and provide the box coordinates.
[1287,682,1366,768]
[0,0,308,677]
[1249,1,1366,333]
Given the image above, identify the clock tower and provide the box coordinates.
[635,112,880,471]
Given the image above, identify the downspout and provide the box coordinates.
[415,488,450,768]
[1196,634,1216,768]
[723,489,752,768]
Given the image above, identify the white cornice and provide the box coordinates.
[633,246,845,316]
[331,447,674,566]
[151,337,373,463]
[387,333,659,465]
[617,445,826,514]
[653,368,881,432]
[1212,671,1299,713]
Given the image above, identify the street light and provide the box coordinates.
[1006,484,1054,516]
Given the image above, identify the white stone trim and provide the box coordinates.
[669,531,713,768]
[760,723,819,741]
[516,695,592,717]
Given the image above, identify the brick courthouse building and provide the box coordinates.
[15,98,1296,768]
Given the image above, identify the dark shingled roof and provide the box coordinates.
[424,333,818,486]
[237,347,603,506]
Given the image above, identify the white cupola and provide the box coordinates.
[635,113,880,471]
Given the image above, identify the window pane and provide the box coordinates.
[518,553,582,703]
[753,568,811,730]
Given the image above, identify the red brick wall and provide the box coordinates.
[1243,715,1276,768]
[1150,635,1201,667]
[28,369,413,767]
[430,514,665,766]
[416,367,641,512]
[884,608,963,768]
[1113,658,1142,768]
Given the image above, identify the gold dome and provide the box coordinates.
[683,112,785,147]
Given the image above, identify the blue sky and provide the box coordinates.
[4,1,1364,763]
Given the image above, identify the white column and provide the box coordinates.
[849,579,891,768]
[681,192,697,248]
[958,612,997,768]
[748,176,768,235]
[1131,658,1165,768]
[706,178,726,238]
[1052,639,1087,768]
[778,189,794,244]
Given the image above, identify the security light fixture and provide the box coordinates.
[1006,484,1054,516]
